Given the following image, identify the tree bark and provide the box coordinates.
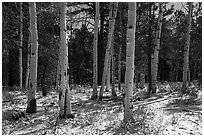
[148,3,152,95]
[123,2,136,123]
[26,2,38,114]
[19,2,23,88]
[183,2,192,91]
[41,58,48,96]
[111,34,117,98]
[118,3,123,91]
[140,72,145,88]
[152,3,163,93]
[91,2,99,100]
[25,30,31,88]
[98,2,118,101]
[98,3,105,85]
[106,51,111,92]
[56,53,60,90]
[59,2,73,118]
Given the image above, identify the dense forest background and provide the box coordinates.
[2,2,202,89]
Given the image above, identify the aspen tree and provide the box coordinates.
[152,3,163,93]
[123,2,136,122]
[19,2,23,88]
[148,3,152,94]
[118,4,123,91]
[106,55,111,92]
[91,2,99,100]
[98,2,118,101]
[118,44,122,91]
[56,45,61,91]
[25,55,30,88]
[25,38,30,88]
[111,34,117,97]
[183,2,192,91]
[105,3,115,93]
[26,2,38,113]
[59,2,73,118]
[25,27,31,88]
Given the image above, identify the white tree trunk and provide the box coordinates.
[92,2,99,100]
[25,27,31,88]
[118,44,122,91]
[111,35,117,97]
[25,41,30,88]
[19,2,23,88]
[56,48,61,90]
[183,2,192,91]
[59,2,72,118]
[98,2,118,100]
[118,4,123,91]
[123,2,136,122]
[152,3,163,93]
[106,52,111,92]
[26,2,38,113]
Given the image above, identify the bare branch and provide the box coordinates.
[3,5,30,29]
[181,2,189,12]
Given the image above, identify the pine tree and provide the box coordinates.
[123,2,136,123]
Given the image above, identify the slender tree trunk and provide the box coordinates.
[175,63,178,82]
[170,64,175,82]
[148,3,152,95]
[140,72,145,88]
[19,2,23,88]
[183,2,192,91]
[26,2,38,113]
[118,45,122,91]
[41,58,48,96]
[152,3,163,93]
[25,35,31,88]
[59,2,73,119]
[135,69,139,88]
[111,34,117,98]
[118,4,123,91]
[56,54,60,90]
[106,52,111,92]
[91,2,99,100]
[98,3,105,85]
[192,61,197,80]
[98,2,118,101]
[188,67,191,83]
[123,2,136,123]
[8,48,14,87]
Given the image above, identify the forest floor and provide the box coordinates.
[2,82,202,135]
